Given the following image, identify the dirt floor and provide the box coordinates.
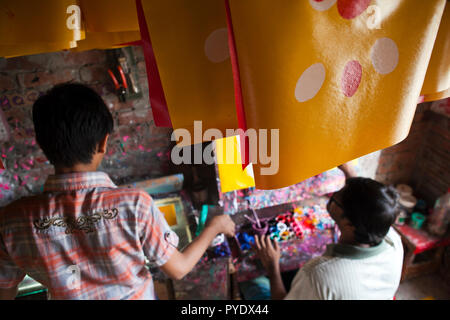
[395,273,450,300]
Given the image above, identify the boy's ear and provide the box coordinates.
[98,134,109,154]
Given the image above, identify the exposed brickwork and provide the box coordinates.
[412,110,450,205]
[376,101,450,206]
[0,47,173,205]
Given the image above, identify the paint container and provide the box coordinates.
[280,231,290,241]
[399,194,417,214]
[211,233,225,247]
[396,184,413,197]
[410,212,426,229]
[395,210,407,226]
[276,222,288,233]
[270,232,281,241]
[252,220,268,236]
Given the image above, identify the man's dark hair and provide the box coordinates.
[341,177,399,246]
[32,83,114,168]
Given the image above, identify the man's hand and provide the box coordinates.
[253,235,287,300]
[254,235,281,275]
[205,214,236,237]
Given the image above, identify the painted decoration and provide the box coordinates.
[227,0,447,189]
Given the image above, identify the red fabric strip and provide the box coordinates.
[135,0,172,128]
[225,0,250,169]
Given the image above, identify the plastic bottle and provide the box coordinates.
[427,189,450,236]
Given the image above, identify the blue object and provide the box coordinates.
[237,232,255,251]
[214,243,231,257]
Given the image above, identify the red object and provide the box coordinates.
[135,0,172,127]
[108,69,120,90]
[117,66,128,89]
[225,0,250,170]
[395,224,450,254]
[337,0,371,20]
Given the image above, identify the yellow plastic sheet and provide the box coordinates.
[215,136,255,193]
[74,0,141,51]
[227,0,447,189]
[0,0,83,58]
[421,3,450,102]
[79,0,139,33]
[140,0,238,144]
[0,0,140,57]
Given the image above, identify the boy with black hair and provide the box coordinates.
[253,163,404,300]
[0,83,235,300]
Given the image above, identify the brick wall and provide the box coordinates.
[0,46,174,206]
[376,101,450,206]
[411,110,450,205]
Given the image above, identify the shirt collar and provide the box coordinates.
[44,171,117,192]
[325,239,389,260]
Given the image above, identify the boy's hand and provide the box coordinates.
[254,235,281,275]
[206,214,236,237]
[338,162,357,179]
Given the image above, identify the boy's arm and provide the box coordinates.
[160,215,235,280]
[0,285,18,300]
[0,231,24,300]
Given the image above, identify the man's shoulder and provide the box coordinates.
[300,255,336,276]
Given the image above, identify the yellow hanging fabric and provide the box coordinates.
[140,0,238,144]
[79,0,139,33]
[73,0,140,51]
[420,2,450,102]
[0,0,84,58]
[73,31,141,51]
[0,0,140,58]
[227,0,447,189]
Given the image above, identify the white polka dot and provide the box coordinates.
[309,0,337,11]
[204,28,230,63]
[295,63,326,102]
[371,37,399,75]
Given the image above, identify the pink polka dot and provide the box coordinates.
[341,60,362,97]
[337,0,371,19]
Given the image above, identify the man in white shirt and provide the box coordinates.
[253,164,404,300]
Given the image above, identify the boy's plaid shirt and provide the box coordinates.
[0,171,178,299]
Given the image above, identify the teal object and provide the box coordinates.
[195,204,213,236]
[410,212,426,229]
